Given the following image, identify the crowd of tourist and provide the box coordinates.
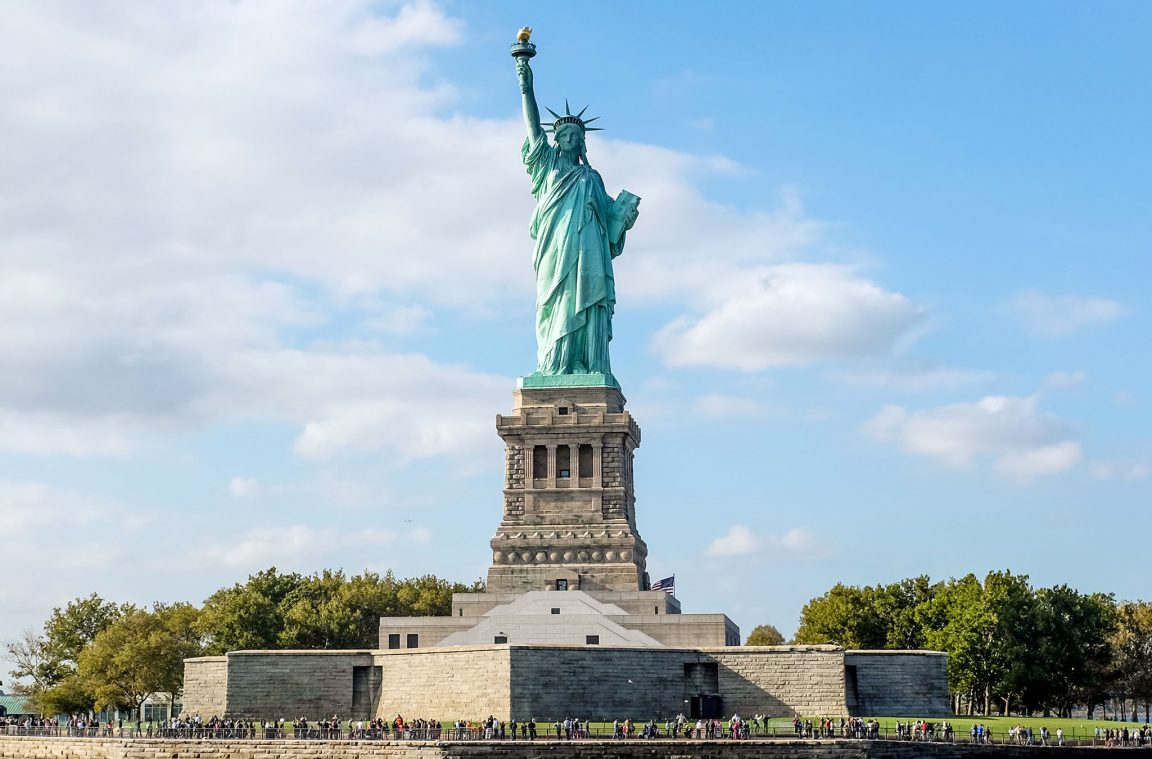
[4,710,1152,747]
[1094,725,1152,747]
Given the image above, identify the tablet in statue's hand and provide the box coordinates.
[608,190,641,244]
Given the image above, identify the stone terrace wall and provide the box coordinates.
[374,647,511,718]
[0,737,1122,759]
[845,651,950,717]
[180,645,945,721]
[507,645,697,720]
[709,646,847,716]
[221,650,375,719]
[505,645,850,719]
[180,656,228,718]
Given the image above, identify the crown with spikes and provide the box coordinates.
[542,99,602,133]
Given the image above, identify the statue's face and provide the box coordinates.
[555,125,584,154]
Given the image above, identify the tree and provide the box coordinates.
[1028,586,1116,717]
[43,593,134,671]
[197,567,304,654]
[197,567,485,652]
[6,593,132,713]
[919,573,993,714]
[277,570,484,649]
[874,576,936,649]
[746,624,785,646]
[36,674,95,716]
[4,629,59,692]
[77,604,203,712]
[1112,601,1152,721]
[793,583,887,648]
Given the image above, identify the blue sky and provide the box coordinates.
[1,0,1149,659]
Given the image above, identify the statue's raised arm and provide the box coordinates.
[512,27,544,146]
[516,58,544,147]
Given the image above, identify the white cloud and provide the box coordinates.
[1042,371,1087,390]
[706,525,760,556]
[0,411,139,457]
[705,525,831,559]
[996,442,1083,479]
[865,395,1082,479]
[192,524,398,570]
[692,394,774,418]
[1005,289,1126,337]
[828,366,996,393]
[653,264,924,370]
[0,479,106,533]
[1089,461,1150,482]
[211,347,507,461]
[229,477,261,497]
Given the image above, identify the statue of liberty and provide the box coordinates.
[514,33,640,387]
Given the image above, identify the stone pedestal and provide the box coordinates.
[487,385,648,592]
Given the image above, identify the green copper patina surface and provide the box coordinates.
[515,37,639,389]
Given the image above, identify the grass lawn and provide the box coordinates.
[763,715,1148,742]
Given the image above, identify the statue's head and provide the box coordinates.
[545,102,601,164]
[554,122,585,153]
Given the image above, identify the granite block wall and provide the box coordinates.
[186,651,376,720]
[507,646,698,720]
[709,646,848,716]
[845,651,951,717]
[181,645,947,721]
[374,647,511,718]
[180,656,228,718]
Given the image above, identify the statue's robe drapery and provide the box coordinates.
[523,135,625,376]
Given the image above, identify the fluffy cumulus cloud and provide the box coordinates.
[0,1,525,459]
[191,524,398,570]
[652,264,924,370]
[705,525,831,559]
[865,395,1082,480]
[1005,290,1126,337]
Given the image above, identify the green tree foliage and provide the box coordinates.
[918,573,999,713]
[799,570,1122,717]
[792,583,886,648]
[197,567,484,653]
[793,578,935,649]
[1029,586,1116,717]
[1112,601,1152,721]
[197,567,305,653]
[77,604,204,712]
[745,624,785,646]
[874,576,935,649]
[9,569,482,712]
[4,593,133,713]
[35,675,96,716]
[43,593,135,671]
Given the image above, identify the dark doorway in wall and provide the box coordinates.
[351,665,381,720]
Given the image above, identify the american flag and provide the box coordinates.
[651,575,675,594]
